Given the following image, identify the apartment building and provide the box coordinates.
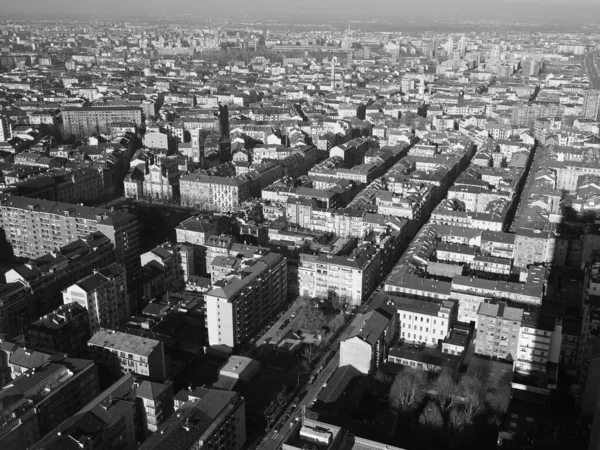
[31,374,141,450]
[137,380,174,434]
[205,252,287,348]
[583,89,600,120]
[298,244,381,307]
[176,215,218,246]
[515,311,562,376]
[0,358,100,450]
[474,301,523,361]
[392,296,455,347]
[0,196,139,275]
[180,172,258,211]
[87,328,167,380]
[4,231,115,316]
[62,106,143,138]
[0,281,33,336]
[140,389,246,450]
[140,243,186,293]
[26,303,90,357]
[340,304,397,374]
[14,167,105,205]
[63,263,129,334]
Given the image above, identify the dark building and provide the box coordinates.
[26,303,91,357]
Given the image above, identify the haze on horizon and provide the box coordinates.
[4,0,600,23]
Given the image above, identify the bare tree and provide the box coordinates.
[264,399,277,428]
[449,405,469,431]
[432,372,459,412]
[275,388,287,407]
[301,344,319,369]
[458,375,485,424]
[419,400,444,429]
[389,368,427,412]
[489,383,512,414]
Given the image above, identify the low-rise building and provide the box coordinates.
[140,389,246,450]
[392,295,456,347]
[26,302,90,357]
[339,304,396,374]
[87,328,167,380]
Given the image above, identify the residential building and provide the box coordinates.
[140,243,185,294]
[31,373,141,450]
[140,389,246,450]
[474,301,523,361]
[62,106,143,138]
[136,380,174,434]
[0,282,33,336]
[393,295,456,346]
[339,304,397,374]
[583,90,600,120]
[87,328,167,380]
[0,358,100,450]
[176,215,218,246]
[26,303,90,357]
[4,231,115,316]
[515,311,562,376]
[0,196,139,276]
[205,252,287,348]
[63,263,129,334]
[298,243,382,307]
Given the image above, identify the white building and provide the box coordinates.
[63,263,129,334]
[392,296,455,347]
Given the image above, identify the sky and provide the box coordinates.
[3,0,600,22]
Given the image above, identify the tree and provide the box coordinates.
[449,405,469,431]
[419,400,444,430]
[264,399,277,429]
[489,383,512,414]
[389,368,427,413]
[458,375,485,424]
[275,388,287,407]
[432,372,459,412]
[301,344,319,369]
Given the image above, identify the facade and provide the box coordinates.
[180,172,259,211]
[0,196,139,276]
[142,158,185,201]
[140,244,186,293]
[26,302,91,357]
[0,282,33,336]
[176,216,218,246]
[87,328,167,380]
[515,311,562,376]
[339,305,396,374]
[298,244,382,307]
[393,295,455,346]
[140,389,246,450]
[583,90,600,120]
[137,380,174,433]
[31,374,141,450]
[205,252,287,348]
[62,106,143,138]
[4,231,115,317]
[474,301,523,361]
[0,358,100,450]
[63,263,130,334]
